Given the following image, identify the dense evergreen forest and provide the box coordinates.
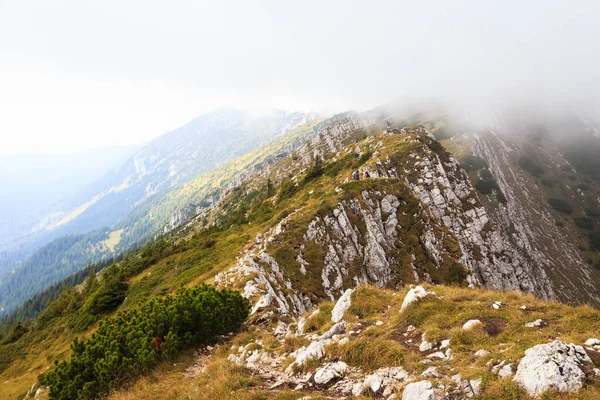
[0,256,120,328]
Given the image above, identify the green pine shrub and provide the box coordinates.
[548,198,573,214]
[589,231,600,251]
[46,284,249,400]
[462,155,487,171]
[541,179,556,188]
[518,156,544,177]
[574,217,594,231]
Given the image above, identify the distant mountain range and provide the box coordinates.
[0,145,140,274]
[0,108,315,315]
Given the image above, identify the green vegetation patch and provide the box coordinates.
[474,169,507,203]
[589,231,600,251]
[518,156,544,177]
[548,198,573,215]
[462,155,487,171]
[574,217,594,231]
[44,284,249,400]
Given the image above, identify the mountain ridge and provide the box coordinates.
[1,103,599,399]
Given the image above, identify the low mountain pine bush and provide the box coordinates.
[46,284,249,400]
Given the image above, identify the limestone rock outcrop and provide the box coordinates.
[514,340,593,397]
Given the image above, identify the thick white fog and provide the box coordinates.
[1,0,600,154]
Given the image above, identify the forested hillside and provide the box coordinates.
[0,112,319,316]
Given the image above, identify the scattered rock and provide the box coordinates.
[376,320,384,326]
[474,349,489,357]
[520,305,527,310]
[449,375,482,398]
[462,319,482,330]
[402,380,435,400]
[498,364,513,378]
[353,367,409,396]
[421,366,440,378]
[274,321,287,336]
[469,379,482,397]
[292,341,326,367]
[491,360,506,374]
[331,289,353,323]
[426,351,446,360]
[439,339,451,350]
[401,286,428,311]
[407,325,416,332]
[514,340,593,397]
[320,322,347,340]
[525,319,543,328]
[585,338,600,348]
[445,348,453,360]
[251,294,273,314]
[314,361,348,385]
[419,339,433,352]
[491,301,502,310]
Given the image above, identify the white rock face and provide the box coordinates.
[514,340,593,397]
[401,286,428,311]
[462,319,482,330]
[314,361,348,385]
[402,380,435,400]
[472,132,600,305]
[331,288,353,323]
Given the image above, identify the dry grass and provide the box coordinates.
[108,354,327,400]
[20,284,600,400]
[329,335,405,372]
[322,284,600,399]
[303,302,334,334]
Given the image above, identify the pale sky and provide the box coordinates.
[1,0,600,155]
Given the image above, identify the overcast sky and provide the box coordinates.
[1,0,600,155]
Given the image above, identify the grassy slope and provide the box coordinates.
[4,128,598,399]
[103,284,600,400]
[0,131,472,398]
[0,123,323,399]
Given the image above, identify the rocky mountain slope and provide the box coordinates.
[1,105,599,399]
[435,111,600,305]
[106,284,598,400]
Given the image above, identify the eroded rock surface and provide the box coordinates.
[514,340,593,397]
